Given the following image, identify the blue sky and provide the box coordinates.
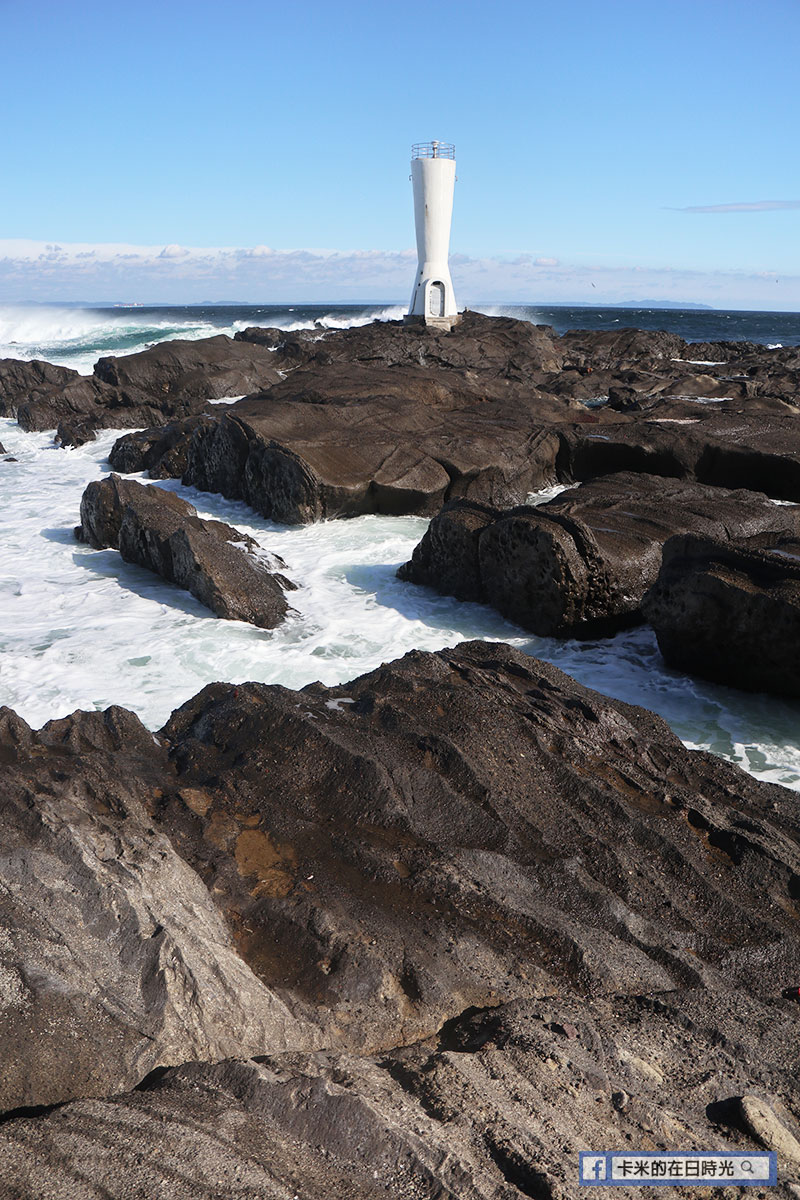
[2,0,799,307]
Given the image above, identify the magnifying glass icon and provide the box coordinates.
[740,1160,754,1175]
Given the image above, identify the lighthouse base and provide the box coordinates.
[403,313,462,331]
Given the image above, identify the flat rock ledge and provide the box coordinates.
[399,472,800,638]
[0,336,282,444]
[77,474,294,628]
[97,314,800,522]
[0,641,799,1196]
[643,532,800,696]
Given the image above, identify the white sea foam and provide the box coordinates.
[1,417,799,793]
[0,305,116,348]
[525,483,573,505]
[0,304,223,375]
[473,303,548,324]
[0,304,409,376]
[240,305,406,334]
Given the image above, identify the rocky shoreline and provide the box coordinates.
[398,474,800,640]
[1,313,800,1197]
[2,642,800,1196]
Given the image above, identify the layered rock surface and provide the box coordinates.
[238,308,565,376]
[93,335,282,401]
[0,705,319,1113]
[8,311,800,500]
[399,473,800,637]
[107,415,207,478]
[102,316,800,524]
[179,368,570,522]
[1,641,799,1194]
[78,474,294,627]
[0,335,281,444]
[560,408,800,500]
[643,533,800,696]
[6,997,800,1200]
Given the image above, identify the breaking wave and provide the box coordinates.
[0,303,407,375]
[256,305,405,333]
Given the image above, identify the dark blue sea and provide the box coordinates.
[1,302,798,375]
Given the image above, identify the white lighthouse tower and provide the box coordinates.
[406,140,460,328]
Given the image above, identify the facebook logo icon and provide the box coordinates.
[579,1151,776,1186]
[582,1157,607,1182]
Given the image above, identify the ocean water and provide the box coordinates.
[1,302,799,791]
[0,303,408,376]
[1,301,799,377]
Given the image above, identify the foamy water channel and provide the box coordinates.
[1,417,799,792]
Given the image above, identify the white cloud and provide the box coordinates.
[673,200,800,214]
[158,244,190,258]
[0,238,797,308]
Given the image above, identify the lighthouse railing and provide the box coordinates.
[411,142,455,160]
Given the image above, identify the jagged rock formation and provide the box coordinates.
[0,705,319,1113]
[77,474,294,627]
[107,415,207,478]
[108,391,800,525]
[93,335,283,401]
[177,372,570,523]
[5,314,800,1197]
[6,996,800,1200]
[559,408,800,499]
[399,474,800,637]
[103,318,800,523]
[0,336,282,444]
[0,641,799,1195]
[643,533,800,696]
[0,357,97,419]
[238,308,565,376]
[5,314,799,485]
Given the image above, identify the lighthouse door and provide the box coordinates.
[429,281,445,317]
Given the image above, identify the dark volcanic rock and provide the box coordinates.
[180,362,571,522]
[398,499,500,602]
[7,988,800,1200]
[78,473,145,548]
[234,324,324,356]
[153,641,800,1054]
[8,312,800,474]
[675,339,763,362]
[14,374,155,437]
[0,336,283,443]
[78,475,293,627]
[643,532,800,696]
[559,326,687,370]
[560,409,800,501]
[0,705,317,1112]
[81,314,800,520]
[606,384,642,411]
[108,415,208,478]
[1,641,799,1189]
[400,474,800,637]
[94,334,283,400]
[237,309,564,376]
[0,358,170,441]
[0,357,82,416]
